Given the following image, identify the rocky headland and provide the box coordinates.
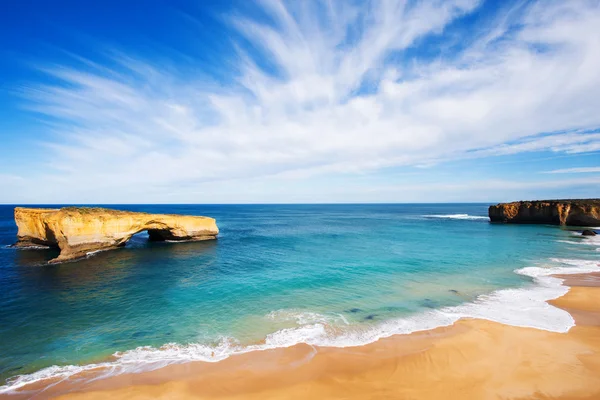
[489,199,600,226]
[13,207,219,263]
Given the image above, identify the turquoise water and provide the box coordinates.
[0,204,598,390]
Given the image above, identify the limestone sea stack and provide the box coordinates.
[488,199,600,226]
[13,207,219,263]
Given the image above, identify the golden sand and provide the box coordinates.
[4,274,600,400]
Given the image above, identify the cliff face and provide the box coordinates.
[489,199,600,226]
[14,207,219,263]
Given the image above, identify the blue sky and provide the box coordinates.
[1,0,599,204]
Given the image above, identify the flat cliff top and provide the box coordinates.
[14,206,214,220]
[14,207,60,213]
[492,199,600,206]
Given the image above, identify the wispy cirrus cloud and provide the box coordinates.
[10,0,600,202]
[543,167,600,174]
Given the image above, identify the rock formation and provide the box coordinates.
[14,207,219,263]
[489,199,600,226]
[582,229,597,236]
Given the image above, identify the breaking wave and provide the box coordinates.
[424,214,489,221]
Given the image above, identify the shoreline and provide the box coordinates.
[0,260,588,395]
[2,271,599,399]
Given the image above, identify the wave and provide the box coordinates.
[1,258,598,394]
[6,244,51,250]
[266,310,350,326]
[423,214,489,221]
[560,233,600,248]
[86,249,111,257]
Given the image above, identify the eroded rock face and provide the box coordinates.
[488,199,600,226]
[14,207,219,263]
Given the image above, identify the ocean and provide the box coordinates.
[1,203,599,393]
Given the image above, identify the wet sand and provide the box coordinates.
[4,273,600,399]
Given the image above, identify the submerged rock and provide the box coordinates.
[422,298,437,309]
[13,207,218,263]
[488,199,600,225]
[582,229,597,236]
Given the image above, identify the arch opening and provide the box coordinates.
[121,228,178,248]
[147,229,176,241]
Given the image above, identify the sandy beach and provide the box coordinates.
[2,272,598,400]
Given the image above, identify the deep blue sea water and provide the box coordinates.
[0,204,599,391]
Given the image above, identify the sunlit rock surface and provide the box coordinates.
[14,207,218,263]
[489,200,600,226]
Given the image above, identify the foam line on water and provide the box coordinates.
[2,258,598,394]
[565,234,600,246]
[7,245,51,250]
[86,249,112,257]
[423,214,489,220]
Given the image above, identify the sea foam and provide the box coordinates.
[1,257,598,394]
[424,214,490,220]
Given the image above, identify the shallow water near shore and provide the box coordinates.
[0,204,599,393]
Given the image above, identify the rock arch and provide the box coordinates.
[14,207,219,263]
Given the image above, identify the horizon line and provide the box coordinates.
[2,199,598,206]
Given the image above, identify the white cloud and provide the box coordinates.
[544,167,600,174]
[11,0,600,202]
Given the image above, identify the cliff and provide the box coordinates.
[489,199,600,226]
[14,207,219,263]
